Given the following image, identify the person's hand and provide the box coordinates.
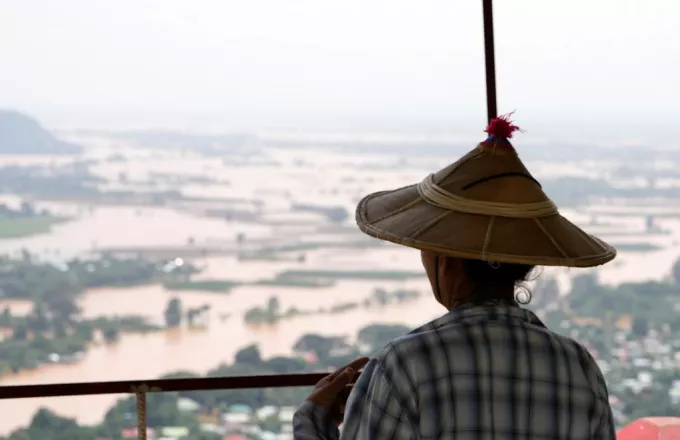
[306,357,370,425]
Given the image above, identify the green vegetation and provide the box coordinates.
[162,297,212,328]
[0,217,66,239]
[275,269,425,280]
[244,288,422,325]
[0,254,198,375]
[531,268,680,423]
[291,204,349,223]
[163,270,421,294]
[0,162,189,206]
[254,276,333,288]
[237,238,386,262]
[163,277,333,293]
[0,202,68,239]
[244,297,282,325]
[164,280,241,293]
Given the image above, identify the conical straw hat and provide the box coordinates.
[355,117,617,268]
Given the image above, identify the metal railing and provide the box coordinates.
[0,375,656,440]
[0,374,327,440]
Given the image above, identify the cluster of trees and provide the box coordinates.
[1,404,221,440]
[0,254,195,374]
[563,274,680,333]
[243,289,423,326]
[164,297,212,328]
[532,266,680,424]
[367,288,421,306]
[243,297,282,325]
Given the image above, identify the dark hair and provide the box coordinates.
[460,258,535,304]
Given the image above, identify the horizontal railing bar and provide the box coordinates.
[0,373,327,400]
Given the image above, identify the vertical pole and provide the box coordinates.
[482,0,498,122]
[136,390,147,440]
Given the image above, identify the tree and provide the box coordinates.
[73,321,94,341]
[266,296,280,319]
[7,429,31,440]
[0,306,11,326]
[357,324,410,351]
[293,334,348,360]
[27,302,50,332]
[632,316,649,338]
[264,356,307,374]
[672,258,680,285]
[52,320,68,338]
[12,322,28,340]
[534,276,560,306]
[103,393,199,432]
[371,288,389,306]
[646,215,655,232]
[19,201,35,217]
[27,408,95,440]
[102,327,120,343]
[43,279,81,325]
[570,273,599,298]
[164,297,183,328]
[235,344,262,365]
[189,432,222,440]
[259,413,283,433]
[20,249,32,263]
[187,308,198,326]
[244,307,268,324]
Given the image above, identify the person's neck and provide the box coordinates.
[448,285,517,310]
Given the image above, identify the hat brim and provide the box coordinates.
[356,184,617,268]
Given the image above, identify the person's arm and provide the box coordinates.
[592,396,617,440]
[293,358,369,440]
[293,400,339,440]
[294,356,416,440]
[577,346,617,440]
[339,358,415,440]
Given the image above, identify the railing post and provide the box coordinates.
[131,384,160,440]
[135,388,147,440]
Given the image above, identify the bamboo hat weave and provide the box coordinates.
[355,117,617,268]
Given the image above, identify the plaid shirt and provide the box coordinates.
[294,303,616,440]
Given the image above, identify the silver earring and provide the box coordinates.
[515,290,531,305]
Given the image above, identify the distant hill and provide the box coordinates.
[0,110,82,155]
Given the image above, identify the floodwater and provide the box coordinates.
[0,274,439,432]
[0,142,676,433]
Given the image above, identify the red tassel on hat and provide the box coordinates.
[484,113,522,139]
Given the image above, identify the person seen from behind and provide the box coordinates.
[293,116,617,440]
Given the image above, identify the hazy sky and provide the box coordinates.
[0,0,678,139]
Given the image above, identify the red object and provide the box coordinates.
[484,113,521,139]
[617,417,680,440]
